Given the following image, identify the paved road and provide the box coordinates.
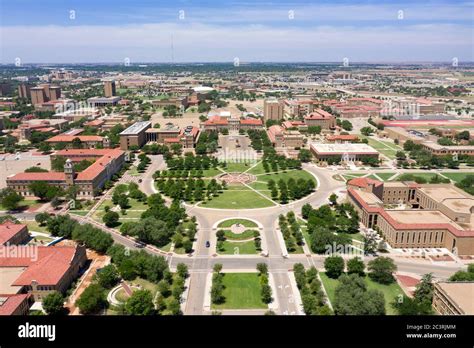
[1,160,467,315]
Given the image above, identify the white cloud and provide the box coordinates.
[1,22,472,63]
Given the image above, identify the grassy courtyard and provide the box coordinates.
[200,189,275,209]
[319,273,404,315]
[217,218,258,228]
[211,273,267,310]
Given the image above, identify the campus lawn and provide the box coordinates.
[319,273,404,315]
[220,162,254,173]
[256,169,316,184]
[202,168,223,177]
[201,190,275,209]
[374,172,397,181]
[224,229,257,240]
[24,221,50,234]
[69,210,88,216]
[212,273,267,309]
[218,219,258,228]
[218,240,259,255]
[246,161,267,175]
[392,172,440,182]
[0,199,40,212]
[247,181,271,190]
[363,137,402,159]
[442,172,472,183]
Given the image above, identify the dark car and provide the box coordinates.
[205,241,210,248]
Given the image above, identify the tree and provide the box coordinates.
[35,212,50,226]
[347,257,365,276]
[256,263,268,275]
[334,274,385,315]
[213,263,223,274]
[176,263,188,279]
[75,283,107,314]
[413,273,434,308]
[324,256,345,279]
[298,149,312,162]
[28,181,50,201]
[328,193,338,206]
[0,188,23,211]
[125,290,155,315]
[368,257,397,284]
[95,264,120,289]
[360,126,374,136]
[42,291,65,315]
[341,120,353,131]
[261,284,273,304]
[102,211,119,227]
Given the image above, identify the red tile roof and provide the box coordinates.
[0,246,81,286]
[347,177,383,188]
[348,188,474,237]
[204,116,228,126]
[240,118,262,126]
[7,172,66,181]
[0,222,27,246]
[46,135,103,143]
[0,294,30,315]
[305,109,334,120]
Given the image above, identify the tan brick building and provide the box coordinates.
[347,177,474,255]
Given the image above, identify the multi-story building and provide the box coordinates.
[310,143,379,163]
[0,221,30,246]
[432,282,474,315]
[104,81,116,97]
[145,124,200,149]
[45,135,105,149]
[119,121,152,150]
[347,177,474,255]
[0,245,87,302]
[17,84,32,99]
[304,109,336,129]
[30,84,61,107]
[87,96,121,107]
[263,98,284,122]
[267,125,304,149]
[201,116,263,132]
[284,99,319,118]
[7,148,125,198]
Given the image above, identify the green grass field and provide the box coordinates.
[201,190,275,209]
[363,137,402,159]
[211,273,267,309]
[218,219,258,228]
[224,229,257,240]
[441,172,473,183]
[319,273,404,315]
[24,221,50,234]
[374,172,397,181]
[256,169,315,183]
[220,162,254,173]
[246,162,267,175]
[218,240,258,255]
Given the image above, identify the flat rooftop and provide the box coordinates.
[0,267,25,294]
[436,282,474,314]
[120,121,151,136]
[419,186,470,204]
[356,190,383,206]
[386,210,463,229]
[310,143,378,154]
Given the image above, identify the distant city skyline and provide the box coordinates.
[1,0,473,64]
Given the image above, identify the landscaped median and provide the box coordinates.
[215,218,262,255]
[209,264,273,313]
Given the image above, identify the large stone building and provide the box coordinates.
[201,116,263,132]
[310,143,379,163]
[7,148,126,198]
[104,81,116,97]
[347,177,474,256]
[263,98,284,122]
[432,281,474,315]
[145,124,200,149]
[119,121,152,150]
[45,135,105,149]
[267,125,304,149]
[304,109,336,130]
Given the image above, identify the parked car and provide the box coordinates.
[205,241,210,248]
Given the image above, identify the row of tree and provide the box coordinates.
[293,263,332,315]
[268,177,316,203]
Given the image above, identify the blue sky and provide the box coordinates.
[1,0,473,63]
